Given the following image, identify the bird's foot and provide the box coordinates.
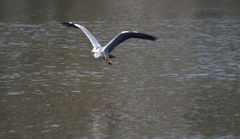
[106,59,112,65]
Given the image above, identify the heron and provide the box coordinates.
[62,22,157,65]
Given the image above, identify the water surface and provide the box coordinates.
[0,0,240,139]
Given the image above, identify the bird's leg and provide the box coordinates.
[109,55,116,58]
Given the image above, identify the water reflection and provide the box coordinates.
[1,0,240,139]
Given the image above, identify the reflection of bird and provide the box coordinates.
[62,22,157,65]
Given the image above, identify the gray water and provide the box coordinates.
[0,0,240,139]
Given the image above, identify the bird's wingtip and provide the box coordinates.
[61,22,79,28]
[152,36,157,41]
[61,21,73,25]
[61,22,71,26]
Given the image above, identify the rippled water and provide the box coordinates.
[1,0,240,139]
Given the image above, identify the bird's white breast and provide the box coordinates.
[91,47,103,59]
[93,52,102,58]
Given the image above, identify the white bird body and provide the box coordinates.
[91,47,103,58]
[62,22,157,64]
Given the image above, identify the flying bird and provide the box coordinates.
[62,22,157,65]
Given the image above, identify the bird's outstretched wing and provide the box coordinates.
[62,22,101,48]
[103,31,157,53]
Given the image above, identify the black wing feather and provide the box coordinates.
[105,31,157,53]
[61,22,79,29]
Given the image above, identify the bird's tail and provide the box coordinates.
[109,55,116,58]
